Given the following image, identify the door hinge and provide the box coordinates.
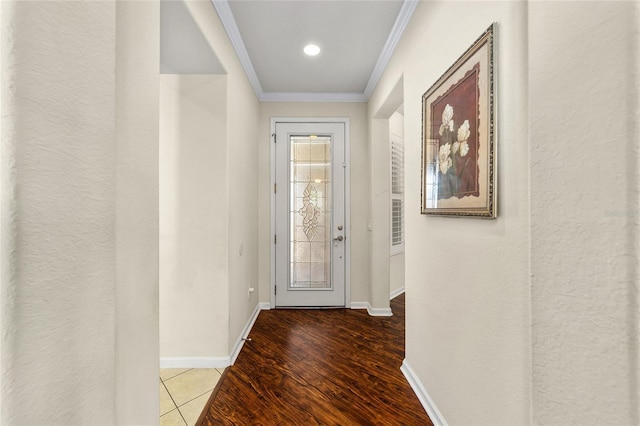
[274,234,277,244]
[275,285,277,295]
[274,183,277,193]
[272,133,276,143]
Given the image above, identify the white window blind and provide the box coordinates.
[392,199,403,246]
[391,140,404,195]
[391,138,404,253]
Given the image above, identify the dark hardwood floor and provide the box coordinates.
[198,294,433,425]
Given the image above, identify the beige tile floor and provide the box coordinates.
[160,368,224,426]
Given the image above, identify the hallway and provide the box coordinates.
[198,294,432,425]
[2,1,638,424]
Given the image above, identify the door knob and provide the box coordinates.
[333,235,344,242]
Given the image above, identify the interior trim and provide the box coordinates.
[401,360,448,426]
[351,301,393,317]
[260,92,367,103]
[211,0,418,102]
[390,286,406,299]
[270,118,351,309]
[363,0,419,99]
[211,0,263,95]
[230,301,263,365]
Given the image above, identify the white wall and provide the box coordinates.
[258,102,369,306]
[371,1,640,424]
[1,1,159,424]
[160,0,225,75]
[370,117,392,310]
[529,2,639,423]
[159,75,229,360]
[389,254,404,296]
[370,2,530,424]
[389,111,405,297]
[369,78,404,312]
[226,62,260,355]
[115,2,160,423]
[179,0,261,363]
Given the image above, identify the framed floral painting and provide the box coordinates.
[421,24,496,218]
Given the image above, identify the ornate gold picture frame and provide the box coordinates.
[421,24,496,218]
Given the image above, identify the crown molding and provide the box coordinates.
[260,92,367,103]
[211,0,263,95]
[211,0,417,103]
[363,0,418,99]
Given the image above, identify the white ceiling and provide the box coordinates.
[213,0,417,102]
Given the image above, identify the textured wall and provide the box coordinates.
[1,2,118,424]
[159,74,229,359]
[115,2,160,423]
[370,1,640,424]
[529,2,639,423]
[370,2,531,424]
[1,1,160,423]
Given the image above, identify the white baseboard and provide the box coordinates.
[229,301,266,365]
[390,286,405,299]
[259,302,271,310]
[367,305,393,316]
[350,301,393,317]
[401,360,447,426]
[161,301,269,369]
[350,301,369,310]
[160,357,230,369]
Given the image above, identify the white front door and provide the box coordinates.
[274,122,347,307]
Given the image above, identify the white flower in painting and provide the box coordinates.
[439,142,451,161]
[443,104,454,124]
[438,143,452,174]
[452,141,460,154]
[440,157,452,175]
[438,104,454,136]
[457,119,470,142]
[456,120,471,157]
[460,141,470,157]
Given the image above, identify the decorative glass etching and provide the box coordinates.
[297,182,321,240]
[289,135,332,289]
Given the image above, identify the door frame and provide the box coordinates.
[269,117,351,308]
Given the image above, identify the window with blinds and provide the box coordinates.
[391,140,404,195]
[391,138,404,253]
[392,199,403,246]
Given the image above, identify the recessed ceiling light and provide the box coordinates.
[303,44,320,56]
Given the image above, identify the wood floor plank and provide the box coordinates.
[199,294,433,425]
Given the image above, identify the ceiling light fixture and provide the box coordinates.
[303,44,320,56]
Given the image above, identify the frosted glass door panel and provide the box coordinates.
[289,136,332,289]
[274,121,346,307]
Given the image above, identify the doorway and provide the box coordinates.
[272,120,350,307]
